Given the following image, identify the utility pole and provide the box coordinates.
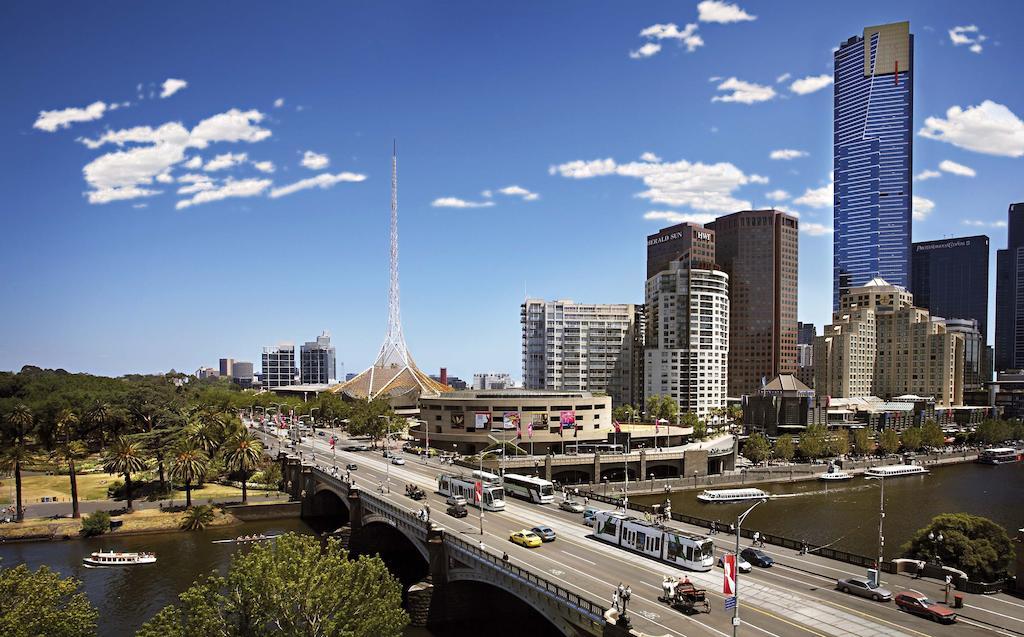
[733,498,768,637]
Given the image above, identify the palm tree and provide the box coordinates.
[1,404,34,522]
[102,436,148,511]
[179,504,215,530]
[53,408,88,519]
[185,417,220,456]
[169,439,209,508]
[223,429,263,503]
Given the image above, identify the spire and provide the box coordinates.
[375,141,410,368]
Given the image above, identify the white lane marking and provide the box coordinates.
[561,550,596,566]
[965,604,1024,625]
[958,617,1016,637]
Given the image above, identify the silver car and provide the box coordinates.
[837,576,892,602]
[559,500,585,513]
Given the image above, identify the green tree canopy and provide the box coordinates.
[901,426,923,452]
[0,562,98,637]
[901,513,1014,583]
[169,439,209,508]
[827,428,850,457]
[798,423,826,459]
[851,428,873,456]
[921,420,945,449]
[773,434,795,462]
[743,433,771,464]
[137,533,408,637]
[879,429,900,455]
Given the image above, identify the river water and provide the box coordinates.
[638,461,1024,559]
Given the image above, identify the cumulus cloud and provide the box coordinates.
[176,178,272,210]
[949,25,987,53]
[800,222,833,236]
[160,78,188,99]
[269,172,367,199]
[938,159,976,177]
[630,43,662,59]
[641,152,662,162]
[203,152,248,172]
[794,173,834,209]
[177,177,216,195]
[252,160,275,173]
[919,101,1024,157]
[34,101,107,132]
[87,185,162,204]
[189,109,271,148]
[712,78,775,104]
[183,156,202,169]
[273,98,284,108]
[431,197,495,209]
[912,195,935,221]
[776,72,791,84]
[789,74,833,95]
[643,211,717,225]
[770,149,808,160]
[301,150,330,170]
[963,219,1007,228]
[638,23,703,53]
[765,189,790,202]
[498,185,539,201]
[914,169,942,181]
[697,0,756,23]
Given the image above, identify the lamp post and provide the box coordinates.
[378,415,391,494]
[617,583,632,628]
[732,498,768,637]
[656,418,668,450]
[309,407,319,432]
[928,530,944,567]
[866,475,886,585]
[622,441,630,510]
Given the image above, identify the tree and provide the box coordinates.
[136,533,408,637]
[0,404,35,522]
[921,419,945,449]
[52,408,88,518]
[612,404,634,423]
[827,428,850,457]
[0,563,98,637]
[102,435,148,511]
[81,511,111,537]
[974,419,1012,445]
[901,426,923,452]
[726,404,743,431]
[774,435,795,462]
[169,439,209,508]
[179,504,215,531]
[852,428,873,457]
[126,383,185,492]
[879,429,900,455]
[902,513,1014,583]
[222,429,263,503]
[798,423,826,459]
[743,433,771,464]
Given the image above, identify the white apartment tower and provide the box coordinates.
[262,343,297,389]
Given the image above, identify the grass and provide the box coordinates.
[0,473,256,506]
[0,507,240,541]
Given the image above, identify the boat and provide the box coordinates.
[697,488,768,503]
[864,464,928,478]
[977,447,1023,465]
[82,550,156,566]
[818,464,853,481]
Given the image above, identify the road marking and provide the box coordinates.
[746,606,821,637]
[990,597,1024,612]
[966,604,1024,625]
[959,617,1017,637]
[560,550,596,566]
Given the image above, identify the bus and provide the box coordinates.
[437,474,505,511]
[591,510,715,571]
[471,469,501,484]
[503,473,555,504]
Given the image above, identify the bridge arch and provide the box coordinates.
[444,569,580,636]
[308,484,350,526]
[349,518,431,606]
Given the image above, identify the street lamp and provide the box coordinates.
[731,498,768,637]
[866,475,886,586]
[309,407,319,431]
[928,530,945,566]
[378,415,391,494]
[616,583,632,628]
[415,419,430,460]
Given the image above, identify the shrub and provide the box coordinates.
[180,504,216,531]
[81,511,111,537]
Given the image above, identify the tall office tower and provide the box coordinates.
[646,222,716,279]
[219,358,234,378]
[472,372,514,390]
[995,203,1024,371]
[644,259,730,419]
[630,304,647,411]
[521,300,640,406]
[708,210,799,396]
[300,331,337,384]
[833,21,914,310]
[231,361,254,388]
[261,343,297,389]
[797,322,816,346]
[912,235,990,384]
[944,319,984,390]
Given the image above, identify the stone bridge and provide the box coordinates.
[280,456,621,637]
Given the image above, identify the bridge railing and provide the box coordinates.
[445,534,605,623]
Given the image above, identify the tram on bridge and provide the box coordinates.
[591,510,715,572]
[437,473,506,511]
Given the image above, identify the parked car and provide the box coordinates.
[345,463,358,471]
[531,526,557,542]
[717,554,752,573]
[582,507,600,526]
[894,591,957,623]
[836,576,892,602]
[343,445,364,452]
[391,457,406,465]
[559,500,585,513]
[740,548,774,568]
[446,495,467,507]
[509,529,543,548]
[446,504,468,518]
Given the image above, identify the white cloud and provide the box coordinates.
[770,149,808,160]
[643,211,716,225]
[78,122,191,150]
[183,156,202,169]
[87,185,162,204]
[963,219,1007,228]
[550,156,767,212]
[638,23,703,53]
[176,178,272,209]
[938,159,976,177]
[273,98,284,108]
[159,78,188,99]
[776,73,791,84]
[498,185,539,201]
[481,190,493,198]
[155,172,174,184]
[203,152,248,172]
[949,25,987,53]
[189,109,271,148]
[914,169,942,181]
[629,43,662,59]
[640,152,661,162]
[919,101,1024,157]
[34,101,107,132]
[765,189,790,201]
[800,222,833,236]
[430,197,495,209]
[794,173,834,209]
[789,74,833,95]
[177,173,210,183]
[912,195,935,221]
[177,178,215,195]
[269,172,367,199]
[697,0,756,23]
[252,160,275,173]
[301,150,330,170]
[712,78,775,104]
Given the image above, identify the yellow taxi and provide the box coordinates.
[508,529,543,548]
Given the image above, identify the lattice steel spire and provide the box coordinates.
[375,141,410,368]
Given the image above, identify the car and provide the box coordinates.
[509,529,543,548]
[343,445,363,452]
[740,548,774,568]
[391,457,406,465]
[559,500,585,513]
[446,495,467,507]
[532,526,557,542]
[345,463,358,471]
[717,554,752,573]
[317,430,326,437]
[894,591,957,623]
[382,450,393,458]
[836,576,892,602]
[446,504,468,518]
[582,507,600,526]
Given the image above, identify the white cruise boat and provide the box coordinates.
[864,464,928,478]
[82,550,157,566]
[818,464,853,481]
[697,488,768,503]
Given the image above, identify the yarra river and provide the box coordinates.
[0,461,1019,635]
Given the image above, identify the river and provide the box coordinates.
[637,461,1024,558]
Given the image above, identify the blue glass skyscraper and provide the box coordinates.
[833,22,913,310]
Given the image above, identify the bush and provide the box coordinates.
[106,479,124,498]
[180,505,216,531]
[902,513,1014,582]
[81,511,111,537]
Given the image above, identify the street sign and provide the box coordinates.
[725,596,737,610]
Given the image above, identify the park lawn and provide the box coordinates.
[0,507,240,541]
[0,473,256,506]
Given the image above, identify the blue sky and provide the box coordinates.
[1,1,1022,381]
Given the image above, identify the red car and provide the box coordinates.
[894,591,957,624]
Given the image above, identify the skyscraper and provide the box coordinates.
[646,222,716,280]
[300,331,337,384]
[261,344,296,389]
[708,209,799,396]
[797,322,816,346]
[995,203,1024,371]
[833,21,914,310]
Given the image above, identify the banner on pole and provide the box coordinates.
[474,480,483,503]
[723,553,737,595]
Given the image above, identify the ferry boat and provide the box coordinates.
[818,465,854,481]
[82,550,156,566]
[863,464,928,478]
[697,488,768,503]
[977,447,1023,465]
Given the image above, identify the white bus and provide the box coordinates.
[471,469,501,484]
[503,473,555,504]
[591,510,714,572]
[437,474,505,511]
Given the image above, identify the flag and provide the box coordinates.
[474,480,483,503]
[723,554,737,595]
[527,421,533,438]
[655,423,660,434]
[330,437,336,449]
[613,420,621,433]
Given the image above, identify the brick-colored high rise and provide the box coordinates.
[708,210,799,396]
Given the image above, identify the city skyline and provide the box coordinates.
[2,2,1023,381]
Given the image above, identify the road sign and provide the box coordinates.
[724,596,737,610]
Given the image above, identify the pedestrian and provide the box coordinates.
[584,496,589,506]
[479,540,485,550]
[424,504,430,521]
[753,531,761,547]
[612,587,620,613]
[502,551,509,563]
